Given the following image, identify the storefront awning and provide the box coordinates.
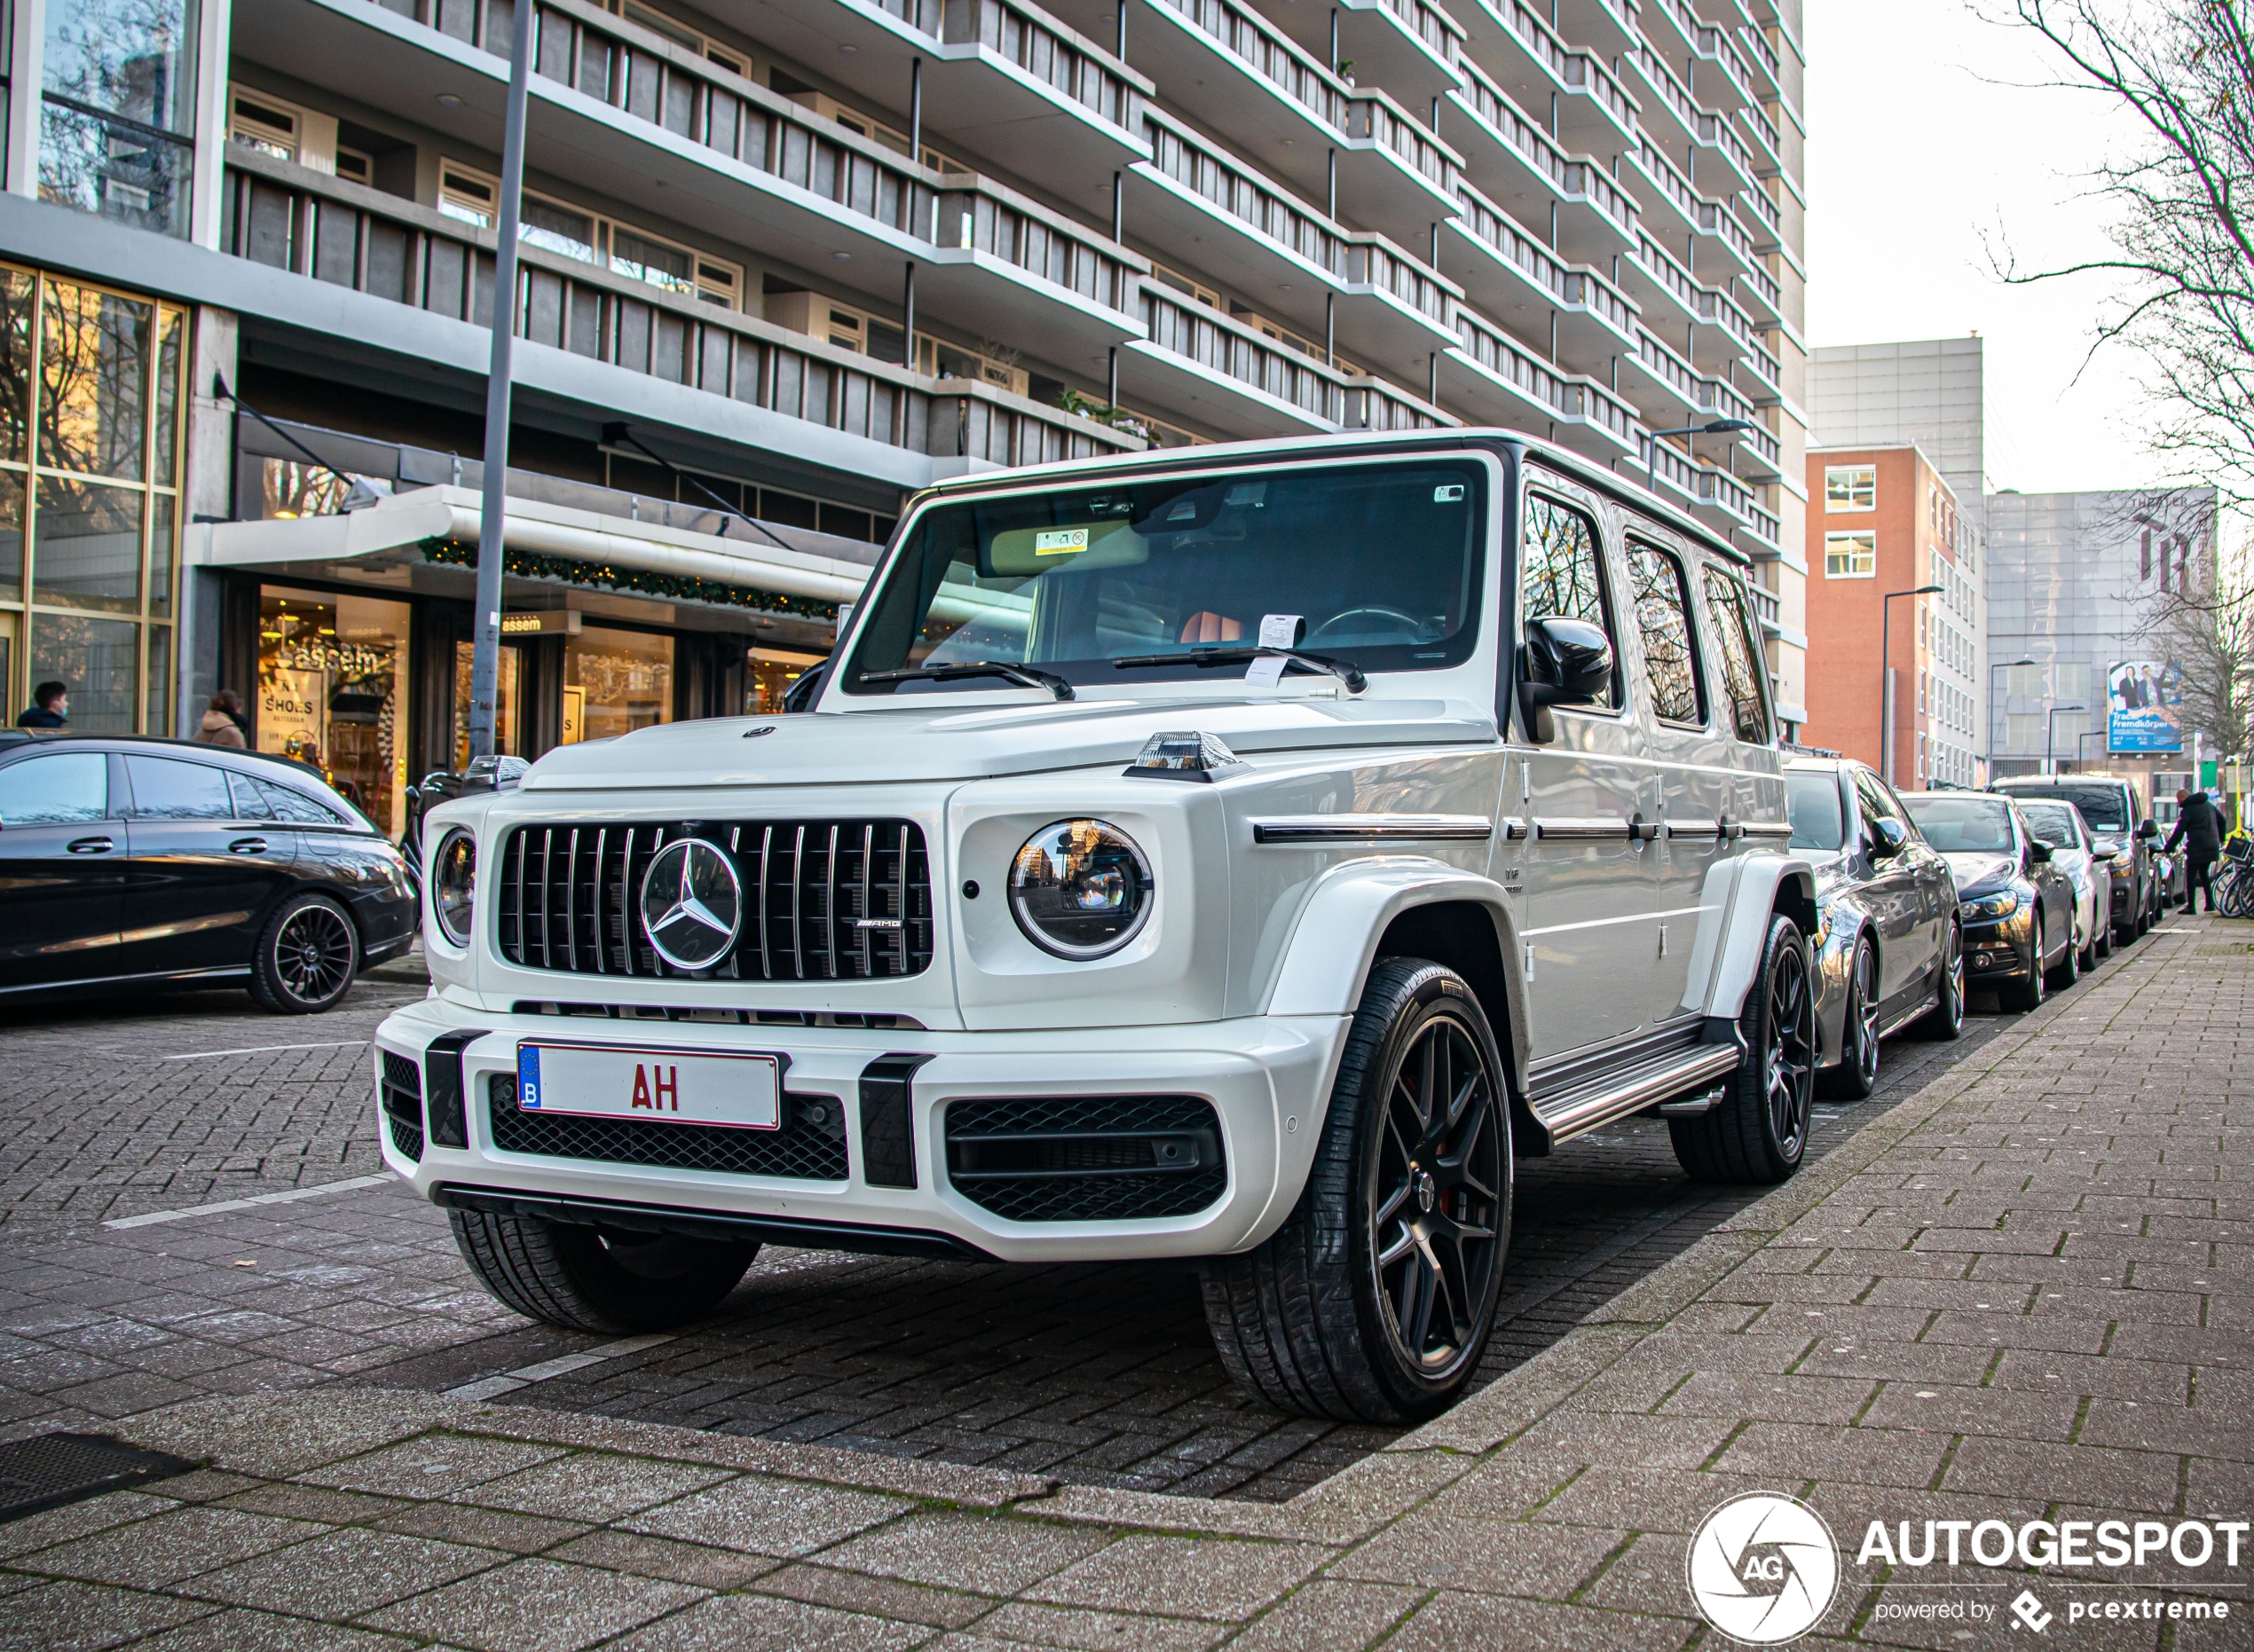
[191,485,876,609]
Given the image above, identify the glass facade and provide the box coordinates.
[564,625,672,743]
[39,0,200,239]
[0,264,184,731]
[256,586,413,838]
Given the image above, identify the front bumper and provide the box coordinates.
[1963,910,2034,981]
[373,997,1350,1263]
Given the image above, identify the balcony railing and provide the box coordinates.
[1478,0,1640,141]
[1372,0,1465,73]
[222,151,1142,468]
[1643,432,1777,548]
[1451,184,1637,344]
[1451,55,1640,244]
[845,0,1145,137]
[1345,89,1459,200]
[1139,287,1449,429]
[1627,327,1781,473]
[1148,0,1352,134]
[933,179,1143,313]
[1623,139,1779,319]
[1448,306,1636,452]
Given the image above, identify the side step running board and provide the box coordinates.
[1533,1044,1743,1146]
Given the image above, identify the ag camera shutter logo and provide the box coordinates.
[1687,1492,1840,1643]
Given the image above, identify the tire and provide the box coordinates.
[2095,915,2112,960]
[248,892,360,1013]
[1670,915,1817,1184]
[1999,916,2046,1012]
[2078,909,2098,973]
[2047,913,2080,989]
[1914,920,1966,1041]
[449,1208,756,1333]
[1200,958,1511,1423]
[1817,939,1880,1100]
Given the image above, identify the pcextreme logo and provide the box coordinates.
[1686,1492,1841,1644]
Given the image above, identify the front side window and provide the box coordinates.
[2019,800,2082,849]
[1519,492,1617,712]
[1786,770,1845,851]
[1627,539,1701,725]
[845,461,1484,694]
[1702,567,1772,744]
[1824,531,1876,578]
[1824,465,1875,511]
[0,751,108,824]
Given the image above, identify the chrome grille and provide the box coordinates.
[494,820,933,981]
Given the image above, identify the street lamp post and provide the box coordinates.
[2078,729,2108,768]
[1644,419,1756,497]
[1880,584,1945,787]
[2045,704,2087,775]
[1987,657,2037,782]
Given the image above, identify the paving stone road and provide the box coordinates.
[0,916,2241,1648]
[1,951,2026,1499]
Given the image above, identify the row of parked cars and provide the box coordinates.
[1785,757,2163,1099]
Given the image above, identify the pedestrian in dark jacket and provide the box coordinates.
[2167,788,2224,912]
[14,680,67,729]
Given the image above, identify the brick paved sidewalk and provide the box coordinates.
[3,917,2248,1649]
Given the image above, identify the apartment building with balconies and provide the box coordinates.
[0,0,1809,806]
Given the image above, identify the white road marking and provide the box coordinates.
[104,1174,395,1229]
[445,1335,676,1400]
[162,1040,370,1060]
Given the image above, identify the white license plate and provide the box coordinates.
[516,1042,780,1129]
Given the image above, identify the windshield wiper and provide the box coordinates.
[1112,647,1367,695]
[856,661,1076,701]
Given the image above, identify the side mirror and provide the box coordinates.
[2092,838,2123,858]
[2136,819,2160,839]
[1871,817,1908,857]
[1517,615,1613,743]
[2028,840,2053,863]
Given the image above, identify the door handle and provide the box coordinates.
[228,838,270,854]
[67,836,114,854]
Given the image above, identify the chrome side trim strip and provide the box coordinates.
[1537,1045,1743,1145]
[1251,815,1493,845]
[1741,822,1795,838]
[1532,817,1627,840]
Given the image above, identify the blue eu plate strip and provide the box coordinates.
[518,1046,543,1109]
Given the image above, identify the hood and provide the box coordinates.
[522,695,1499,791]
[1943,852,2019,895]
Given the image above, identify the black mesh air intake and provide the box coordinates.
[487,1074,848,1182]
[943,1096,1226,1223]
[494,820,932,982]
[379,1051,423,1162]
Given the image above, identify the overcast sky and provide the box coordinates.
[1802,0,2156,495]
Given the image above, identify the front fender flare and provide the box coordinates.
[1683,850,1818,1025]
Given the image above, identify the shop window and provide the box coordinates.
[564,625,673,743]
[30,611,137,733]
[746,645,824,715]
[257,586,413,838]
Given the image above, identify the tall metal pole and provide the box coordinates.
[468,0,535,762]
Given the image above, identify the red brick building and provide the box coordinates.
[1803,445,1982,788]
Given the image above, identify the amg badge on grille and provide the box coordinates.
[639,838,743,970]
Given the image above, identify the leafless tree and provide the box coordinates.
[1987,2,2254,510]
[2138,556,2254,760]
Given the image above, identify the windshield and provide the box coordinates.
[1905,796,2015,854]
[1785,770,1846,851]
[843,460,1484,693]
[2018,801,2081,849]
[2007,784,2126,831]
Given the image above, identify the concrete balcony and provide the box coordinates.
[1621,39,1757,199]
[1121,0,1462,246]
[1123,286,1454,436]
[1734,14,1783,101]
[1130,109,1457,380]
[1617,326,1781,480]
[1443,182,1637,377]
[217,149,1143,481]
[1452,0,1640,153]
[1642,430,1778,554]
[1555,0,1639,57]
[1447,55,1638,264]
[238,0,1147,381]
[1621,231,1745,362]
[1638,0,1756,114]
[1736,172,1783,253]
[1621,138,1778,323]
[709,0,1152,200]
[1440,307,1636,463]
[1263,0,1467,108]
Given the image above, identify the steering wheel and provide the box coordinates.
[1304,607,1425,646]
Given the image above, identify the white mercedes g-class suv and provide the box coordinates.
[377,430,1817,1423]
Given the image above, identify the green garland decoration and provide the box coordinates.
[419,538,841,621]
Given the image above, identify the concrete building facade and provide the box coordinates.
[1804,442,1978,789]
[1,0,1809,795]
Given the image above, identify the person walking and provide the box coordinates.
[193,689,249,748]
[2167,785,2224,914]
[14,680,67,729]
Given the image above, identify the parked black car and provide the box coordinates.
[1785,757,1964,1099]
[0,734,418,1011]
[1901,791,2078,1012]
[1993,775,2162,944]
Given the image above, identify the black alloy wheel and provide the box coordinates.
[250,893,360,1013]
[1915,921,1966,1041]
[1670,914,1817,1184]
[1819,939,1880,1099]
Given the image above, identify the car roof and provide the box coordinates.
[904,428,1755,569]
[1783,756,1864,775]
[1995,775,2127,790]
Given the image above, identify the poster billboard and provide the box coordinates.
[2107,660,2184,753]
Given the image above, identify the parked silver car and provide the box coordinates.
[2014,797,2110,972]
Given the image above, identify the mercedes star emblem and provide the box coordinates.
[638,838,743,971]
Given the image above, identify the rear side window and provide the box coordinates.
[0,753,108,824]
[1520,492,1618,712]
[232,771,346,824]
[124,756,236,820]
[1701,568,1772,744]
[1627,540,1702,725]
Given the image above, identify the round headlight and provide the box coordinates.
[432,829,477,947]
[1008,820,1153,959]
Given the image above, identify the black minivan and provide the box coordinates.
[0,734,418,1011]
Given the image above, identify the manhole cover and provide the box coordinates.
[0,1433,196,1523]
